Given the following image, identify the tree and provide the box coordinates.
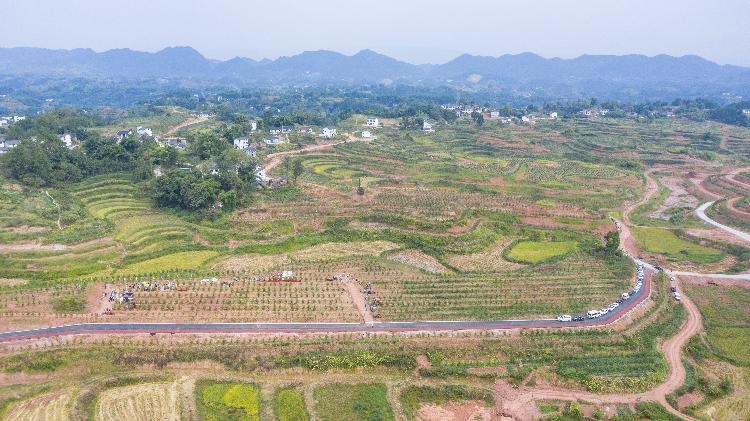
[0,140,53,186]
[190,130,229,160]
[292,158,304,184]
[471,111,484,126]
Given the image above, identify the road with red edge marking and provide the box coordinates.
[0,270,652,342]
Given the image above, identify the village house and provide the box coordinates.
[269,125,293,135]
[489,111,500,119]
[320,127,337,139]
[136,126,153,137]
[250,120,258,131]
[59,133,75,148]
[263,136,284,145]
[233,137,250,149]
[298,126,314,135]
[165,138,187,150]
[240,145,257,157]
[361,130,372,139]
[742,109,750,116]
[366,116,379,127]
[422,121,435,133]
[115,130,132,141]
[0,139,20,154]
[549,112,558,119]
[521,115,533,124]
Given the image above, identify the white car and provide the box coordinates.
[587,310,601,318]
[557,315,572,322]
[621,292,630,300]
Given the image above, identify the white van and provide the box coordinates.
[587,310,601,318]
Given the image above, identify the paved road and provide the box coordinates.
[695,201,750,243]
[0,270,652,342]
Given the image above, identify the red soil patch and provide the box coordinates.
[521,216,564,228]
[417,401,495,421]
[676,390,704,410]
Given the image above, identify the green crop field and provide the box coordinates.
[313,384,394,421]
[196,381,261,421]
[273,388,309,421]
[506,240,578,263]
[631,227,724,264]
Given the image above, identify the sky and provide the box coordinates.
[1,0,749,66]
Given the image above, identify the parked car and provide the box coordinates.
[557,315,572,322]
[573,315,585,321]
[587,310,601,319]
[621,292,630,300]
[673,292,681,301]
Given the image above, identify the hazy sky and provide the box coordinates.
[1,0,749,66]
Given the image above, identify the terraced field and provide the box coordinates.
[71,176,195,258]
[378,253,630,320]
[95,382,180,421]
[4,390,74,421]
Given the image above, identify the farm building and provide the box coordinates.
[321,127,337,139]
[263,136,284,145]
[136,126,153,137]
[270,125,293,135]
[233,137,251,149]
[115,130,132,141]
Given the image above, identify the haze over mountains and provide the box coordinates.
[1,46,749,102]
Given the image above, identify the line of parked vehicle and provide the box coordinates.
[556,261,645,322]
[669,274,681,301]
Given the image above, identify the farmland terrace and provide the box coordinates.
[1,114,750,420]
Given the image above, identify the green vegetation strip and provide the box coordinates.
[313,383,394,421]
[273,388,309,421]
[196,381,261,421]
[631,227,724,264]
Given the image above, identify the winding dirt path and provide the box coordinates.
[44,190,62,230]
[495,275,702,421]
[495,169,708,420]
[622,170,659,226]
[263,135,375,176]
[727,196,750,217]
[164,115,208,136]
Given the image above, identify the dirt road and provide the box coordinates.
[263,136,373,176]
[622,170,659,225]
[495,275,702,421]
[164,115,208,136]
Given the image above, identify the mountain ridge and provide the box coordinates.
[0,46,748,97]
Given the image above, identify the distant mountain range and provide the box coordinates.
[1,46,749,99]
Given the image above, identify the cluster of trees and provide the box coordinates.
[1,109,259,215]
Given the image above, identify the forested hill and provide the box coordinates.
[1,47,749,100]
